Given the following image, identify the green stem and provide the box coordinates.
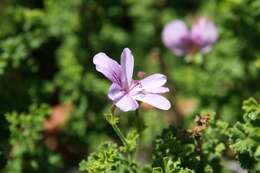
[111,122,128,147]
[105,105,128,148]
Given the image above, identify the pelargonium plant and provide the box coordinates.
[162,17,218,56]
[93,48,171,150]
[93,48,171,112]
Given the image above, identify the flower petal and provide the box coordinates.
[191,17,218,53]
[93,53,122,85]
[120,48,134,87]
[140,74,167,90]
[162,20,190,56]
[149,87,170,94]
[121,48,134,87]
[115,95,139,112]
[134,93,171,110]
[108,83,125,102]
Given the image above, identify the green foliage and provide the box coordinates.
[152,112,229,173]
[79,142,138,173]
[153,158,195,173]
[152,125,199,170]
[242,97,260,125]
[229,98,260,172]
[4,104,62,173]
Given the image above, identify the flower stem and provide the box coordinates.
[105,105,128,148]
[111,123,128,147]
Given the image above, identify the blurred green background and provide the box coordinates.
[0,0,259,172]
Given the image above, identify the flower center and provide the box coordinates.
[126,80,143,95]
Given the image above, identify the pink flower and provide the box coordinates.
[162,17,218,56]
[162,20,190,56]
[93,48,171,112]
[191,17,219,54]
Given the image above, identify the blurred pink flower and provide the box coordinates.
[162,20,190,56]
[191,17,219,53]
[162,17,218,56]
[93,48,171,112]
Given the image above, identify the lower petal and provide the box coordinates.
[134,93,171,110]
[115,95,139,112]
